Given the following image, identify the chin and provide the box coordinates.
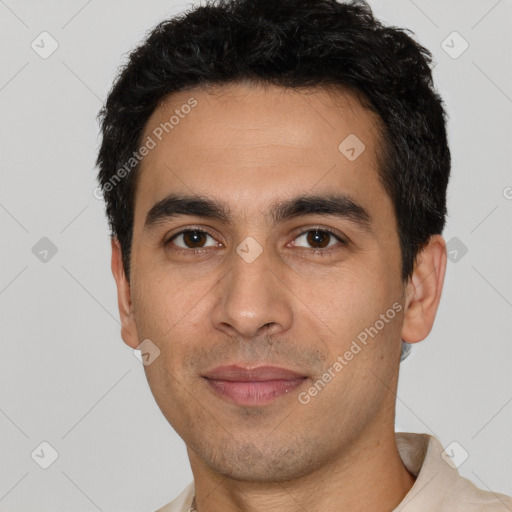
[200,439,324,483]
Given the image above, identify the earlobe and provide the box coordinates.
[400,235,447,344]
[111,238,140,349]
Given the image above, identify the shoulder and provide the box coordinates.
[395,432,512,511]
[441,475,512,511]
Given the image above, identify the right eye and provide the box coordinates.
[165,229,222,253]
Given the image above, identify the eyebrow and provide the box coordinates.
[144,193,373,233]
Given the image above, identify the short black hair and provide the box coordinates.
[96,0,450,282]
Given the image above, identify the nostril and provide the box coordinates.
[262,322,276,333]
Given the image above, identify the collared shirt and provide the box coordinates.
[155,432,512,511]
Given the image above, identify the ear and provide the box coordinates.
[401,234,447,344]
[111,238,140,349]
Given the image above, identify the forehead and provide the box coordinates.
[133,82,393,233]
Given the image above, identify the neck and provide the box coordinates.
[188,427,416,512]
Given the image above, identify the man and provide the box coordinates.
[96,0,512,510]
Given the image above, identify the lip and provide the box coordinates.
[203,365,308,406]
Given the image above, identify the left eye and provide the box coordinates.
[292,229,343,250]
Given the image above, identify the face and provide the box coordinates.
[121,82,411,482]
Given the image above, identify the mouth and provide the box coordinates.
[202,365,308,406]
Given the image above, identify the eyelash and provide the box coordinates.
[164,227,348,257]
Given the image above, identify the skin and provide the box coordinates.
[111,82,447,512]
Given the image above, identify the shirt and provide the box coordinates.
[155,432,512,511]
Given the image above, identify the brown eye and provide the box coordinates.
[182,230,208,248]
[306,230,331,249]
[168,229,218,250]
[293,229,344,250]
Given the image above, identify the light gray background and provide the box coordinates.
[1,0,511,510]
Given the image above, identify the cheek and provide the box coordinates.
[315,284,402,386]
[132,268,214,357]
[130,234,215,325]
[133,275,201,407]
[305,262,396,341]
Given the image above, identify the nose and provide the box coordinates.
[210,246,293,340]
